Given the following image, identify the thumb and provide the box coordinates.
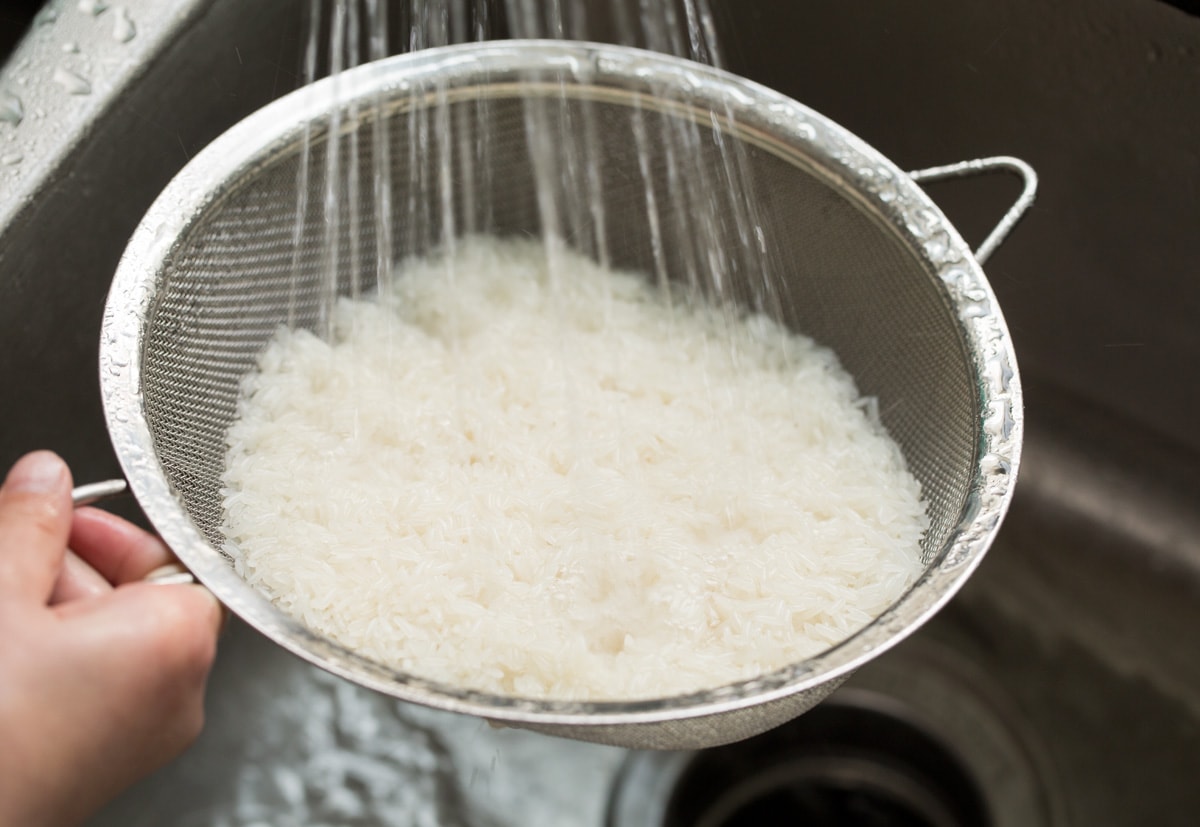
[0,451,73,603]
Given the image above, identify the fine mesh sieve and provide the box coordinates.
[100,41,1032,750]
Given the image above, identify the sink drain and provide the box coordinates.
[658,700,987,827]
[608,638,1055,827]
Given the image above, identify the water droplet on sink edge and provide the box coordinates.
[78,0,109,16]
[53,67,93,96]
[0,92,24,126]
[2,153,23,166]
[113,7,136,43]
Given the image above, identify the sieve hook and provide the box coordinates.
[907,156,1037,266]
[72,479,197,586]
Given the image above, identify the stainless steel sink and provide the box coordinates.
[2,1,1198,825]
[82,403,1200,826]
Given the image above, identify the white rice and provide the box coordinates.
[221,236,928,701]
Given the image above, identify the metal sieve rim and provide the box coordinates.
[100,40,1023,732]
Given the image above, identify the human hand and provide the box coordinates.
[0,451,222,827]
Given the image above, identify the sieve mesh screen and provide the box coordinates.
[142,89,975,570]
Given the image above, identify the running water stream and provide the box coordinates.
[289,0,778,334]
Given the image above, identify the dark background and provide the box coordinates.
[1,0,44,61]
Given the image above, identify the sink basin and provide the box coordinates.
[83,399,1200,826]
[2,1,1198,825]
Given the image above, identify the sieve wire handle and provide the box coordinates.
[72,480,197,586]
[72,479,130,507]
[907,156,1037,266]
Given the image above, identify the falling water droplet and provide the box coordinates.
[62,42,81,54]
[53,67,93,96]
[78,0,109,16]
[112,8,136,43]
[0,92,24,126]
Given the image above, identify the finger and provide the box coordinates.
[0,451,73,602]
[58,581,223,682]
[68,507,176,585]
[48,550,114,605]
[51,583,223,798]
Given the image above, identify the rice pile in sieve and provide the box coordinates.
[220,236,928,701]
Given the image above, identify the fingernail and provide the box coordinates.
[7,451,67,494]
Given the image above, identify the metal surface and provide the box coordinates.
[72,479,198,585]
[0,0,217,236]
[140,563,197,587]
[3,0,1198,822]
[99,40,1022,750]
[610,643,1057,827]
[71,477,128,507]
[616,692,1002,827]
[711,0,1200,461]
[0,0,303,488]
[908,157,1038,265]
